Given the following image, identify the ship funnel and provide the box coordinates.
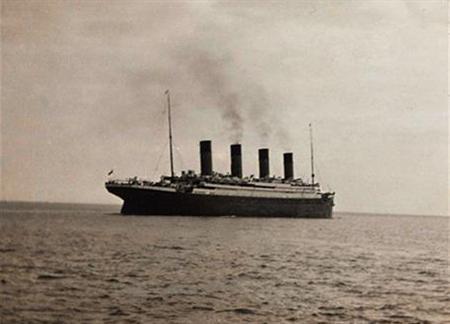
[283,152,294,180]
[200,140,213,176]
[258,148,270,179]
[230,144,242,178]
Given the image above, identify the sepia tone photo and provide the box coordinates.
[1,0,448,323]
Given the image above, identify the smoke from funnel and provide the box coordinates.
[167,32,291,145]
[175,48,244,142]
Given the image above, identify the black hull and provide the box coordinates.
[106,185,334,218]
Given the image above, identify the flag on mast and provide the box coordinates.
[165,89,169,95]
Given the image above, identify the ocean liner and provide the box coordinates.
[105,91,335,218]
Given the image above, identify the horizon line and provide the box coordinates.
[0,199,447,218]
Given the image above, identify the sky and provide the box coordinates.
[1,0,448,216]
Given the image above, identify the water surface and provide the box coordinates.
[0,202,448,323]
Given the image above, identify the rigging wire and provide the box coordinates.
[174,145,186,172]
[151,137,169,180]
[143,97,169,179]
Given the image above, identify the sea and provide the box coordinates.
[0,202,448,323]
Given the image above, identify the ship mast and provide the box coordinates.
[309,123,315,185]
[165,90,175,178]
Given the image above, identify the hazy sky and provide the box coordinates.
[1,0,448,216]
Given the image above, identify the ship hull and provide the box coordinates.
[106,185,333,218]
